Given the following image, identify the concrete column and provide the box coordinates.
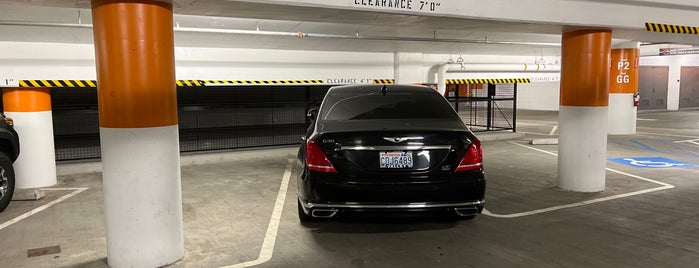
[91,1,184,267]
[2,88,56,189]
[558,30,611,192]
[608,41,640,134]
[394,52,423,84]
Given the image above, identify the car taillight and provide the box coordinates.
[456,139,483,172]
[306,140,337,173]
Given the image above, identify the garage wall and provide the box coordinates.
[517,82,560,111]
[0,42,394,82]
[640,54,699,110]
[0,41,563,83]
[0,41,563,111]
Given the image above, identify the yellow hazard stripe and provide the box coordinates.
[176,80,204,86]
[645,22,699,34]
[16,79,344,88]
[18,80,200,88]
[203,80,325,85]
[446,78,531,84]
[19,80,98,88]
[372,79,395,84]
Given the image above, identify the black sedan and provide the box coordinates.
[296,84,485,221]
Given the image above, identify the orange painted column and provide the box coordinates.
[91,1,183,267]
[608,43,640,134]
[2,88,57,189]
[558,30,611,192]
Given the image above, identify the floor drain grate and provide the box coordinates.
[27,245,61,258]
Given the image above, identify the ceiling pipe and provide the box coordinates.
[435,63,561,96]
[0,20,561,47]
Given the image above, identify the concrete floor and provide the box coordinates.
[1,109,699,267]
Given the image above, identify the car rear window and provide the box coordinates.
[320,91,460,121]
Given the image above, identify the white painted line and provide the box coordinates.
[482,142,675,218]
[222,159,294,268]
[548,125,558,135]
[637,131,699,139]
[509,141,557,157]
[0,187,88,231]
[636,118,657,121]
[674,139,699,146]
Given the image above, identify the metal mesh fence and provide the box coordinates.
[49,85,331,161]
[448,83,517,132]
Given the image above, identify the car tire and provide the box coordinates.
[297,199,321,222]
[0,152,15,213]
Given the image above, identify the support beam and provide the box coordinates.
[608,41,640,135]
[91,0,184,267]
[2,88,56,189]
[558,30,611,192]
[394,52,423,84]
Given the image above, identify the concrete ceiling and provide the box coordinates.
[0,0,697,56]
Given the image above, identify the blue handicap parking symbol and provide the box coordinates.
[608,157,698,168]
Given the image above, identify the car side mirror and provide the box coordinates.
[306,107,319,121]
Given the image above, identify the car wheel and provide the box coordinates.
[0,152,15,213]
[297,199,321,222]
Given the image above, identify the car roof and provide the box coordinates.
[327,84,437,94]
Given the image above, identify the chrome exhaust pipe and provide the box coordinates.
[311,208,338,218]
[454,207,479,216]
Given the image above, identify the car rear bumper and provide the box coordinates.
[298,170,486,204]
[302,200,485,209]
[298,197,485,218]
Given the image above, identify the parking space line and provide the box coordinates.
[222,159,294,268]
[674,139,699,146]
[548,126,558,135]
[0,187,89,231]
[662,140,699,157]
[637,131,699,139]
[482,142,675,219]
[629,139,658,152]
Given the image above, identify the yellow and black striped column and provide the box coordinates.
[558,30,611,192]
[92,0,183,267]
[2,88,57,189]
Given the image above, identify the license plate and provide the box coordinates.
[379,151,413,169]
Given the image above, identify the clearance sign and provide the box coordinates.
[353,0,444,13]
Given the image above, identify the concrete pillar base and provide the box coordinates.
[558,106,608,192]
[12,188,45,201]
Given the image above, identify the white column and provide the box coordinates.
[4,111,56,188]
[101,125,184,267]
[558,30,611,192]
[559,106,608,192]
[394,52,423,84]
[608,94,636,134]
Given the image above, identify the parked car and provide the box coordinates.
[296,84,485,221]
[0,112,18,213]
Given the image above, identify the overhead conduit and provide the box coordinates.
[435,63,561,95]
